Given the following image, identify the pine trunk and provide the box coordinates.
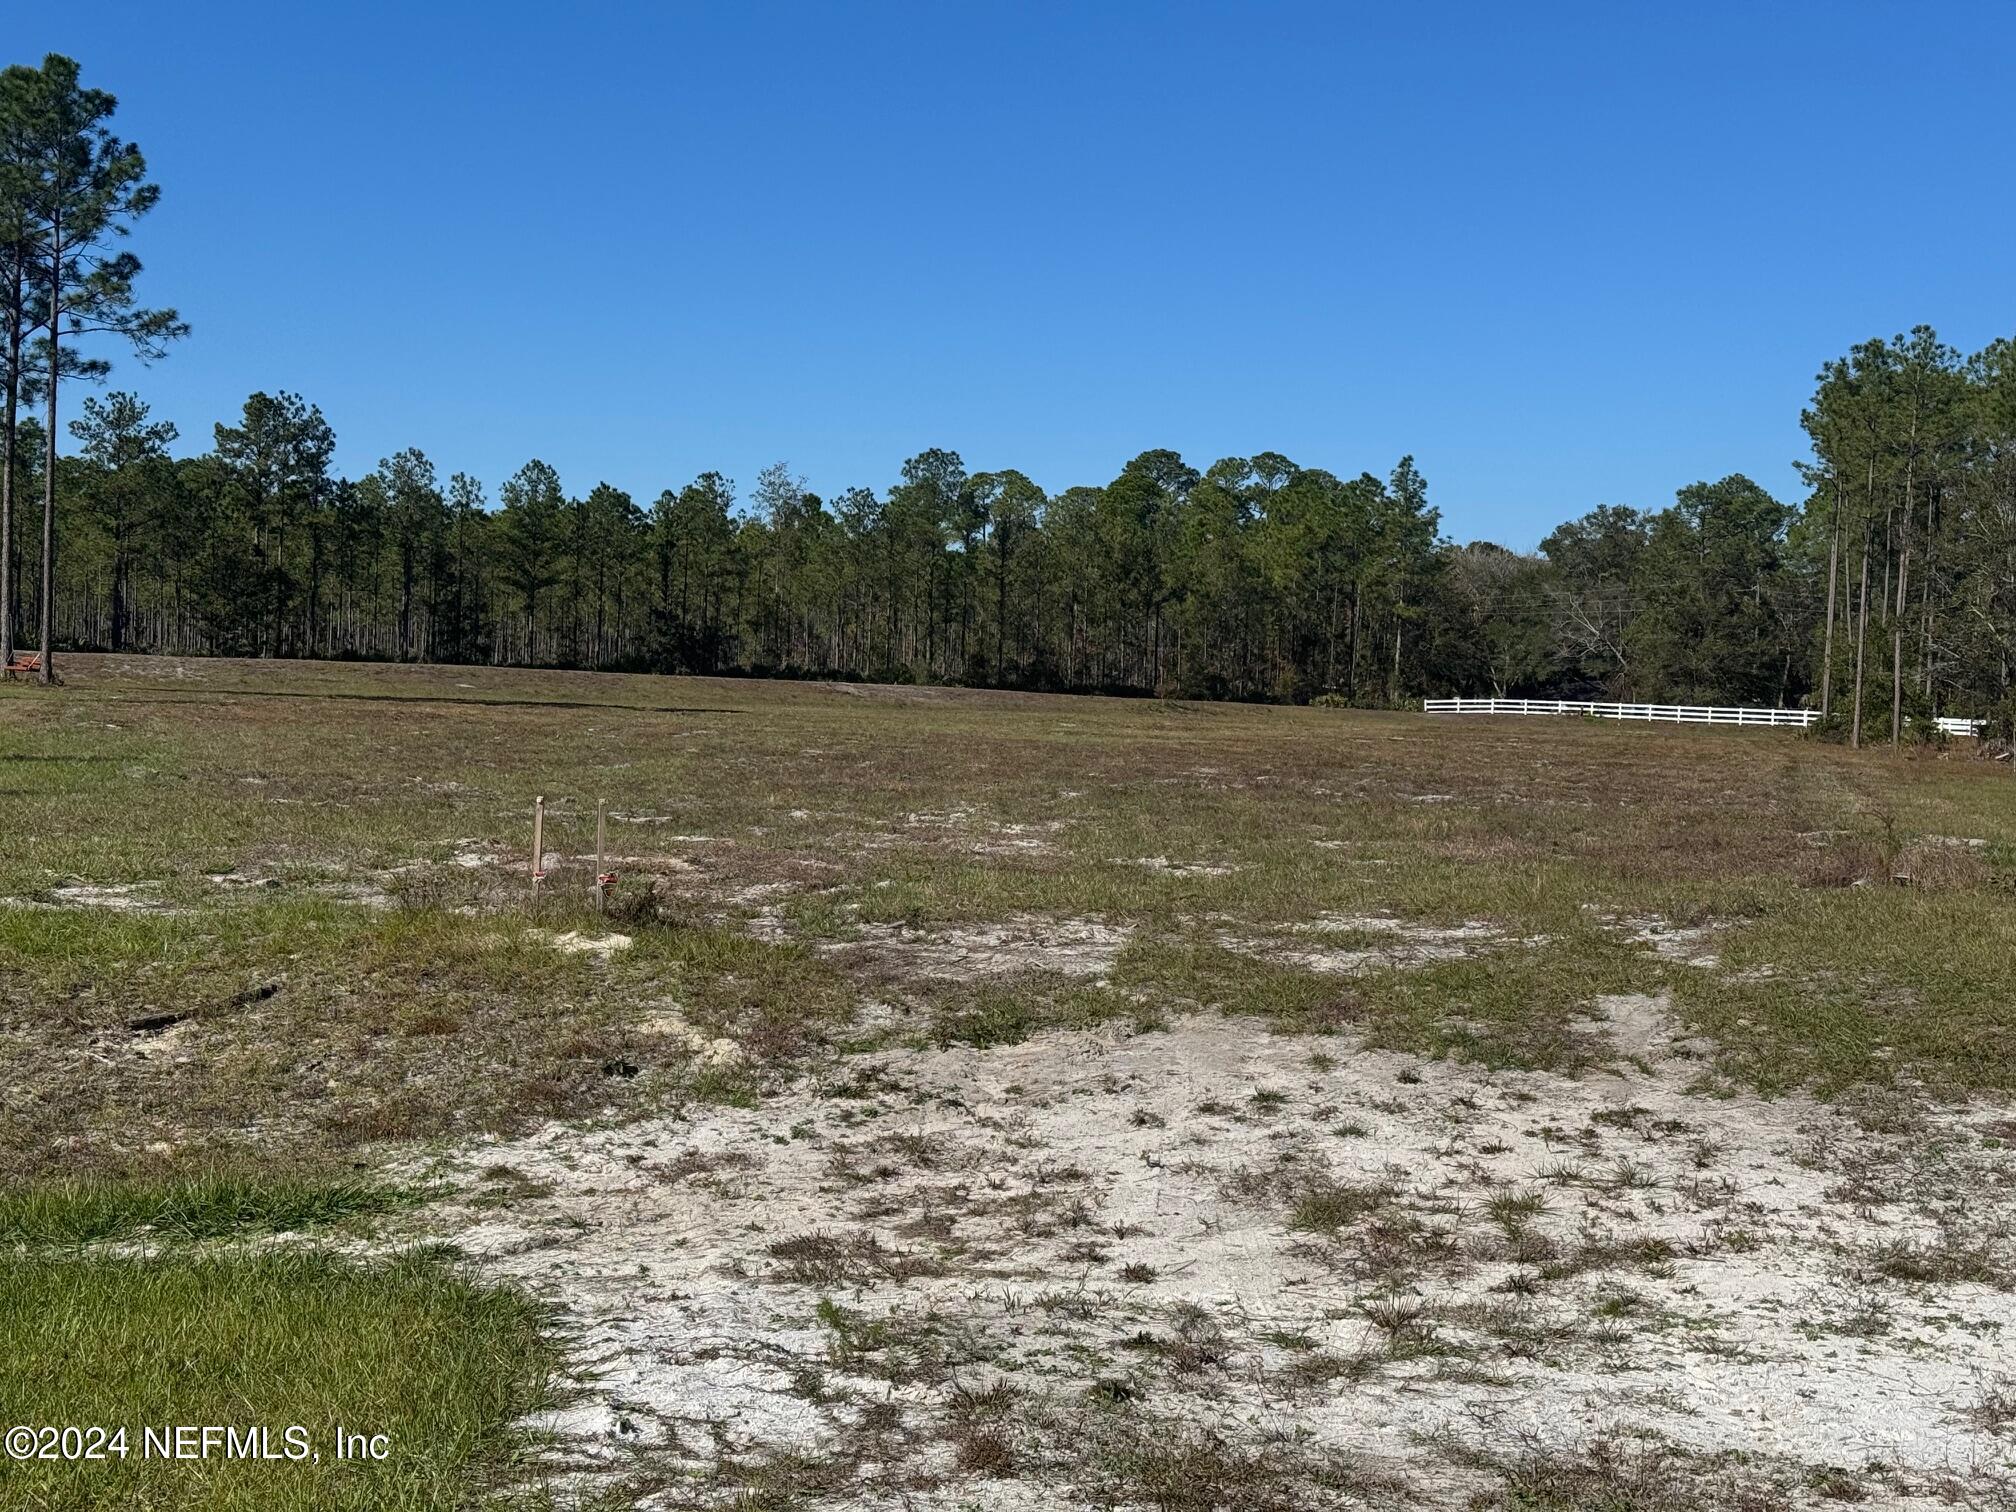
[38,213,60,686]
[1850,530,1870,749]
[1819,478,1841,716]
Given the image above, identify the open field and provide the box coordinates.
[4,653,2016,1509]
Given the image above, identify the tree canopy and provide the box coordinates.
[14,326,2014,731]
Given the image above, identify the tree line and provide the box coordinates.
[5,55,2014,739]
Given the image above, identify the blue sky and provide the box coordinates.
[21,1,2016,547]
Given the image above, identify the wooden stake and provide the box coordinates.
[531,795,545,904]
[594,799,607,912]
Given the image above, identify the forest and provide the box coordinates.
[6,54,2016,733]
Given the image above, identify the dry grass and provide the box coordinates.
[766,1228,947,1285]
[4,653,2013,1184]
[1447,1427,1802,1509]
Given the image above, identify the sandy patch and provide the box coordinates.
[528,930,634,959]
[1586,989,1713,1065]
[1121,856,1237,877]
[1220,913,1520,975]
[836,915,1130,981]
[312,880,395,909]
[206,870,281,890]
[1600,911,1725,968]
[418,1001,2016,1507]
[4,881,186,914]
[633,1004,746,1069]
[58,882,173,911]
[903,805,977,829]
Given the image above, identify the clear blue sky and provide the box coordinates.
[21,1,2016,547]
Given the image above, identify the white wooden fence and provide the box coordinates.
[1421,697,1985,738]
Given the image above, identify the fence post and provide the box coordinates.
[531,796,546,905]
[593,799,607,913]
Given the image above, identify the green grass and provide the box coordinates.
[1668,883,2016,1094]
[1288,1181,1393,1235]
[4,650,2014,1190]
[0,1247,555,1511]
[0,1174,411,1245]
[1348,936,1661,1071]
[926,973,1153,1048]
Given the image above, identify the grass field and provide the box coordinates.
[0,1241,555,1511]
[4,653,2015,1509]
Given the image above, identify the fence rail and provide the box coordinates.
[1421,697,1985,738]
